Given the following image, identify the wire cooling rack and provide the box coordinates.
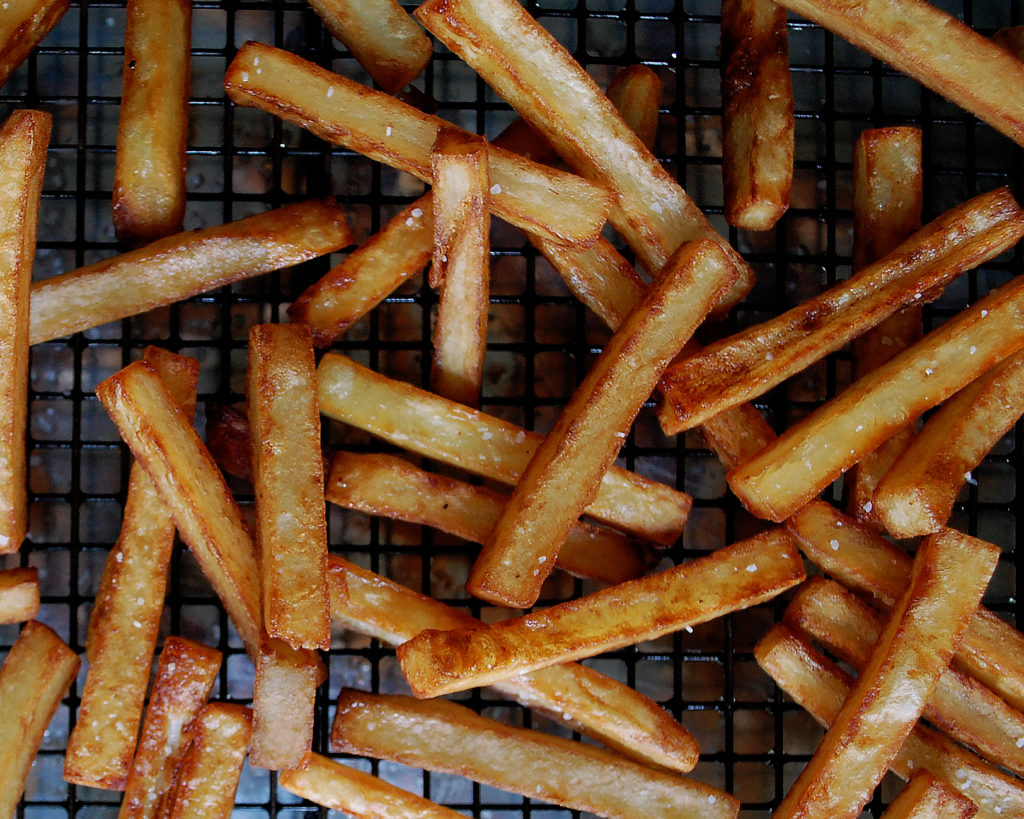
[0,0,1022,816]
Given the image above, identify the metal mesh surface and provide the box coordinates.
[0,0,1022,816]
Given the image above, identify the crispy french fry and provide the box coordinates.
[721,0,794,230]
[0,0,69,90]
[605,65,662,152]
[398,529,805,697]
[469,239,738,607]
[317,353,692,545]
[0,621,79,817]
[66,348,199,791]
[205,404,253,482]
[755,624,1024,819]
[224,42,612,249]
[882,771,978,819]
[0,567,38,623]
[248,324,330,650]
[331,689,739,818]
[30,199,351,345]
[659,187,1024,434]
[774,0,1024,147]
[112,0,190,245]
[0,110,48,553]
[305,0,431,93]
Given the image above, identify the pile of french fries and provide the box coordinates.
[4,0,1024,816]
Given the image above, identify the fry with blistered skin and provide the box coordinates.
[0,567,37,624]
[605,65,662,151]
[331,689,739,818]
[882,771,978,819]
[0,0,69,90]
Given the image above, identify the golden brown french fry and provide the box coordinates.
[882,771,978,819]
[0,110,48,553]
[0,621,78,816]
[317,353,692,545]
[469,239,738,607]
[774,0,1024,147]
[660,187,1024,434]
[66,348,198,791]
[331,689,739,818]
[96,360,261,654]
[326,452,651,586]
[398,529,805,697]
[224,42,612,249]
[112,0,190,245]
[30,199,351,345]
[0,567,38,624]
[605,65,662,152]
[774,529,999,818]
[0,0,69,90]
[755,624,1024,819]
[248,324,330,650]
[415,0,753,311]
[784,576,1024,778]
[305,0,431,93]
[281,751,467,819]
[721,0,794,231]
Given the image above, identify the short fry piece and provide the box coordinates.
[331,689,739,818]
[882,771,978,819]
[0,567,38,623]
[0,0,69,90]
[605,65,662,151]
[204,404,253,482]
[0,621,79,817]
[398,529,805,697]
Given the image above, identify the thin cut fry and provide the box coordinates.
[224,42,612,249]
[0,567,38,624]
[0,110,48,553]
[326,452,651,586]
[0,621,79,817]
[882,771,978,819]
[0,0,69,90]
[659,187,1024,434]
[331,689,739,818]
[327,555,701,773]
[305,0,432,93]
[317,353,692,545]
[30,199,351,345]
[248,324,330,650]
[469,239,738,607]
[398,529,805,697]
[112,0,190,244]
[721,0,794,230]
[605,65,662,151]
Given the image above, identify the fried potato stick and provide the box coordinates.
[331,689,739,818]
[882,771,978,819]
[605,65,662,151]
[0,0,69,90]
[0,566,38,623]
[398,529,805,697]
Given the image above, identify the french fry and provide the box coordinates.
[398,529,805,697]
[882,771,978,819]
[326,452,651,586]
[468,239,738,607]
[774,0,1024,148]
[729,273,1024,522]
[224,42,612,249]
[280,751,467,819]
[305,0,431,93]
[874,347,1024,538]
[331,689,739,818]
[247,324,330,650]
[659,187,1024,434]
[204,404,253,482]
[0,110,48,553]
[605,65,662,151]
[993,26,1024,57]
[30,199,351,345]
[0,566,38,623]
[774,529,999,818]
[0,0,69,90]
[0,621,79,817]
[414,0,754,311]
[119,637,222,818]
[721,0,794,230]
[112,0,190,245]
[317,353,692,545]
[784,576,1024,778]
[66,348,198,790]
[755,624,1024,819]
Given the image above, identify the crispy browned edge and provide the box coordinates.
[881,770,978,819]
[0,0,70,90]
[0,567,39,624]
[605,64,662,151]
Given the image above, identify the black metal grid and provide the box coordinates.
[0,0,1022,816]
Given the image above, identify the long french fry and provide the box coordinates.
[331,689,739,818]
[0,0,69,90]
[317,353,692,545]
[30,199,351,345]
[659,187,1024,434]
[0,567,38,624]
[224,42,612,249]
[0,621,79,817]
[327,555,700,773]
[0,110,48,553]
[469,239,738,607]
[882,771,978,819]
[398,529,805,697]
[605,65,662,151]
